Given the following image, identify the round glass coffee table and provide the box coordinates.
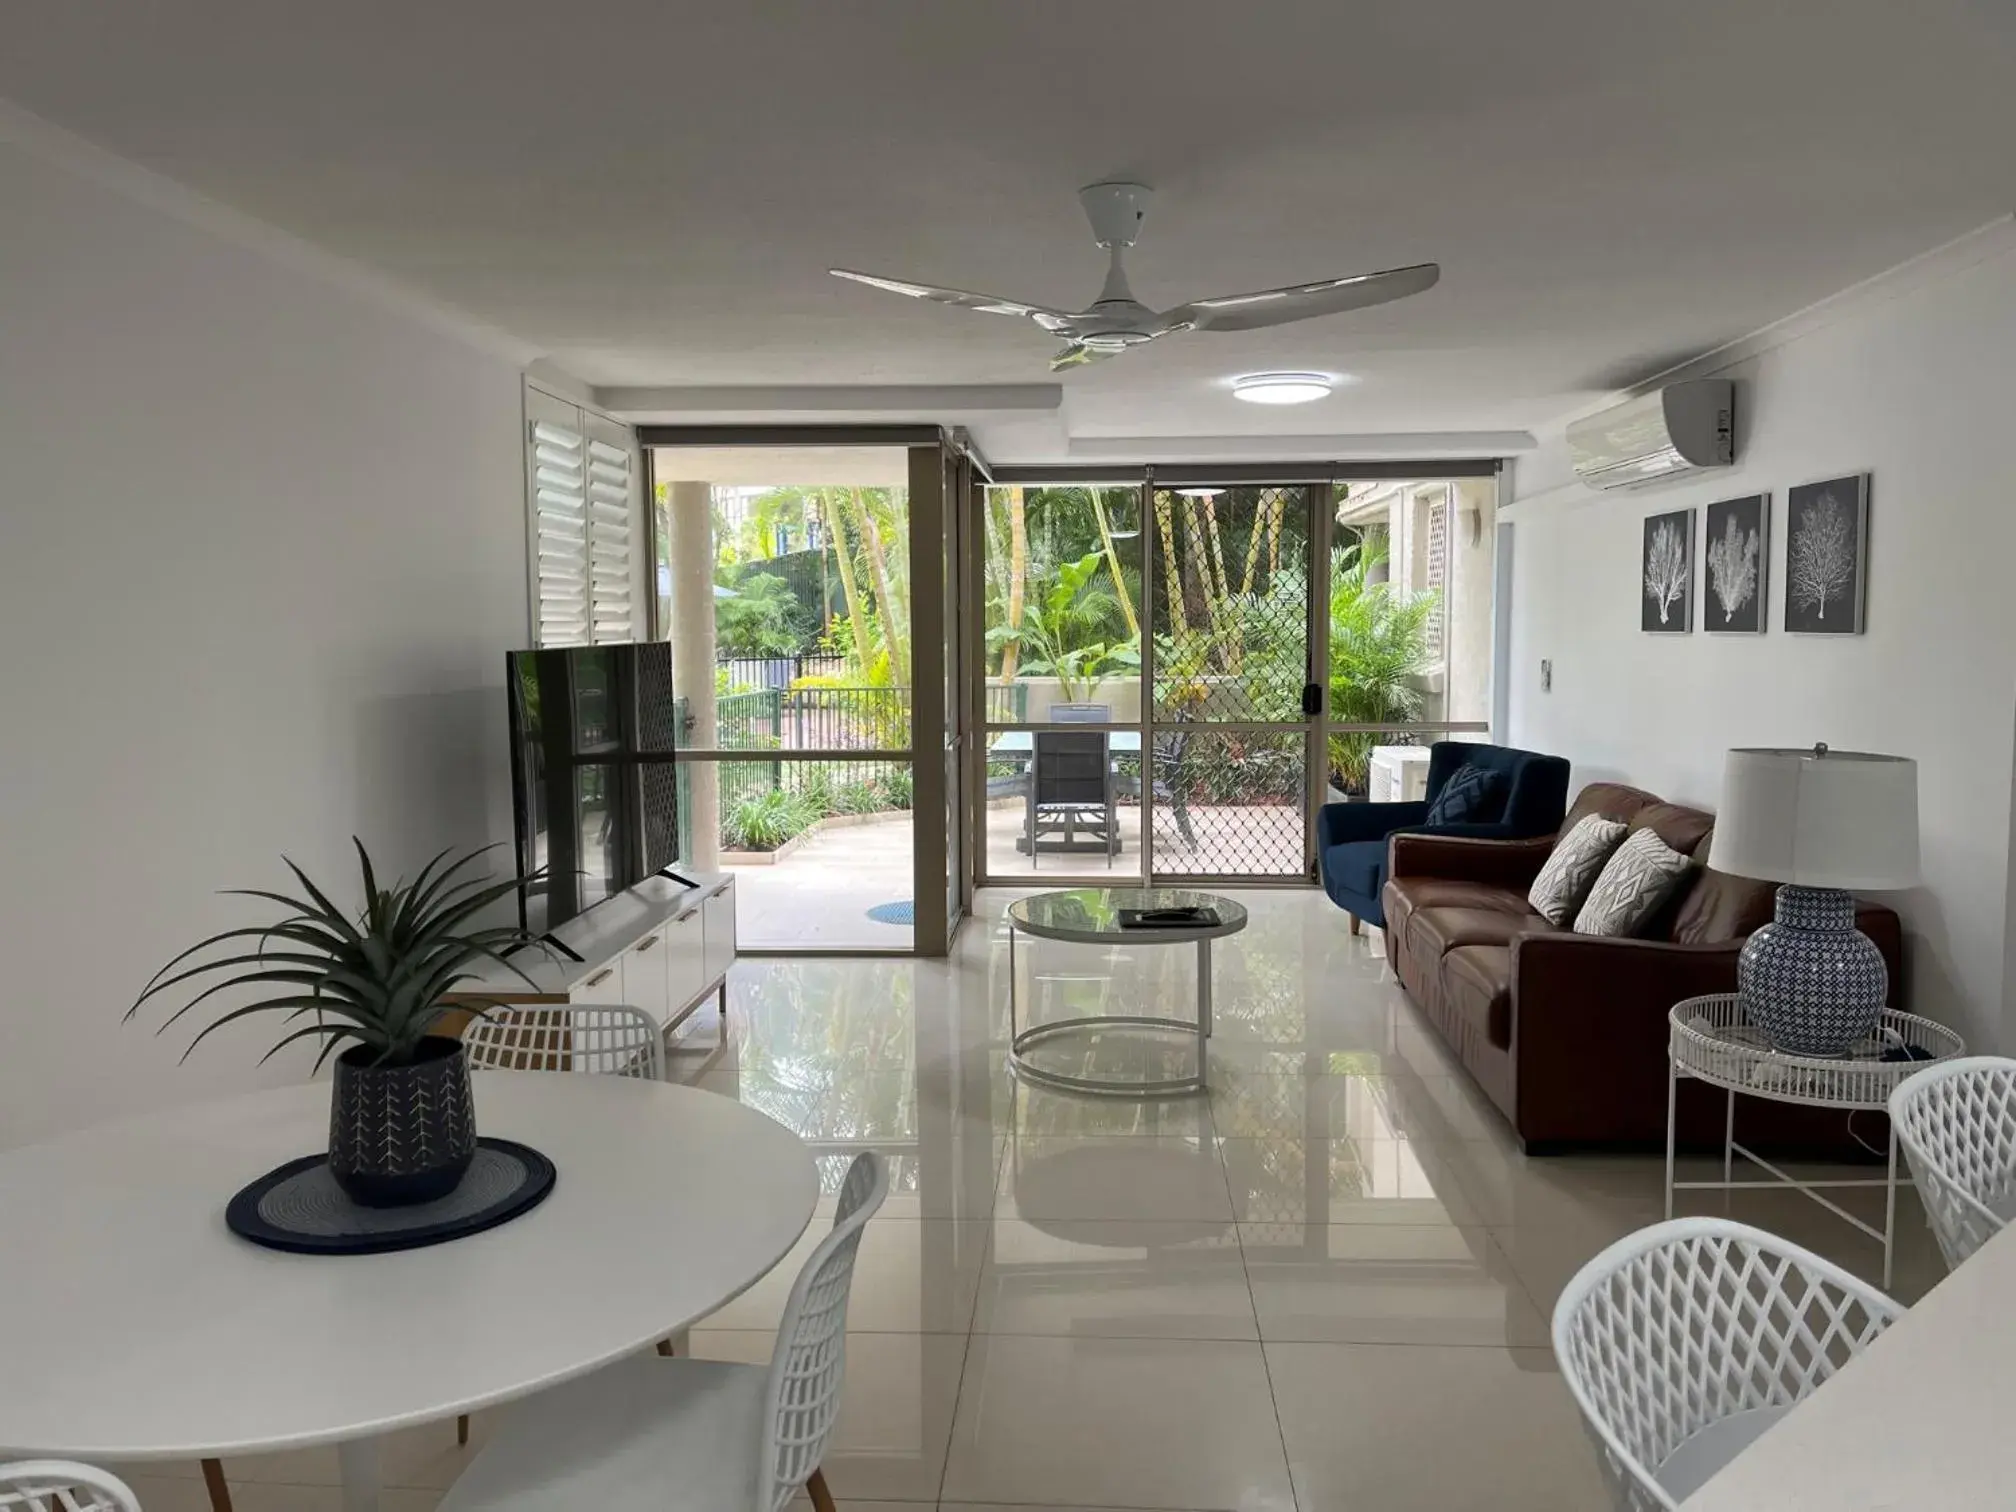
[1006,887,1248,1097]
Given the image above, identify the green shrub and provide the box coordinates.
[879,768,914,810]
[793,766,838,818]
[834,781,883,816]
[723,789,813,851]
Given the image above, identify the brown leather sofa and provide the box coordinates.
[1381,781,1906,1155]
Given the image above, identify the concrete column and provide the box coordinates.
[1449,479,1498,726]
[668,481,720,870]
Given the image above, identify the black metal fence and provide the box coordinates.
[684,682,1029,846]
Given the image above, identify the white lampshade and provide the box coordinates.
[1708,747,1920,890]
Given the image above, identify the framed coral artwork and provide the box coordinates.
[1702,493,1769,634]
[1641,507,1695,633]
[1783,474,1870,635]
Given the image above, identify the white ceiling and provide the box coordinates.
[4,1,2012,461]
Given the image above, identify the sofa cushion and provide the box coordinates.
[1386,878,1535,918]
[1574,828,1696,937]
[1384,878,1532,942]
[1322,839,1387,902]
[1672,846,1778,945]
[1527,814,1629,925]
[1409,905,1556,963]
[1669,870,1782,943]
[1425,763,1508,826]
[1627,801,1716,861]
[1560,781,1664,833]
[1444,945,1514,1049]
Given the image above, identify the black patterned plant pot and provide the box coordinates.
[327,1036,477,1208]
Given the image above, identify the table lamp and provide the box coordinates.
[1707,746,1919,1056]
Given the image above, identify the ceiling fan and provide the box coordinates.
[830,182,1439,372]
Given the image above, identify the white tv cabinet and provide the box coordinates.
[455,872,736,1036]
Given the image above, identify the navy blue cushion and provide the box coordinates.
[1324,839,1388,901]
[1425,763,1507,826]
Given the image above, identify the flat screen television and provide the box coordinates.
[506,642,681,933]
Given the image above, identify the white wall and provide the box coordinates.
[1506,232,2016,1054]
[0,135,531,1145]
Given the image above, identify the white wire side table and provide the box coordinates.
[1667,994,1965,1288]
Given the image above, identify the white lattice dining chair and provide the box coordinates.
[1889,1055,2016,1270]
[1552,1218,1903,1511]
[457,1002,668,1445]
[0,1462,142,1512]
[435,1152,889,1512]
[463,1003,667,1082]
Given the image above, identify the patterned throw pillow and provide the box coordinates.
[1424,763,1507,826]
[1527,815,1629,925]
[1573,828,1695,937]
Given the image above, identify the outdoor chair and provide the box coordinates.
[1047,703,1112,723]
[1026,729,1119,866]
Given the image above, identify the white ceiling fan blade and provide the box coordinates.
[1163,262,1440,333]
[1049,341,1120,372]
[829,268,1071,326]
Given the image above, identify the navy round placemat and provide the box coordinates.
[225,1138,556,1256]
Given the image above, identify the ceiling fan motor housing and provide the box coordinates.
[1079,181,1152,249]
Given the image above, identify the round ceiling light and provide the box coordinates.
[1231,372,1334,405]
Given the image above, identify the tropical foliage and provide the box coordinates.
[983,487,1142,692]
[1326,536,1440,794]
[714,568,814,657]
[127,843,547,1068]
[989,549,1140,702]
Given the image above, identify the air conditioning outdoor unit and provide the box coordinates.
[1566,379,1734,490]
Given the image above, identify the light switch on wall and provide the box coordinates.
[1540,659,1553,692]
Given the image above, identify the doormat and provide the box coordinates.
[867,900,915,925]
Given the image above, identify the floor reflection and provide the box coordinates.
[652,886,1935,1512]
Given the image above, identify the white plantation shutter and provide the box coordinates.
[585,436,637,641]
[524,391,644,646]
[531,419,590,645]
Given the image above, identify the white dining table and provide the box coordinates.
[0,1075,817,1512]
[1682,1219,2016,1508]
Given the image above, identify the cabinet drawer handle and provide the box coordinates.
[675,906,702,923]
[584,968,615,988]
[634,935,660,952]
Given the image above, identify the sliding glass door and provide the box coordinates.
[976,483,1150,885]
[1146,484,1324,882]
[1323,476,1497,802]
[647,433,956,955]
[972,468,1499,890]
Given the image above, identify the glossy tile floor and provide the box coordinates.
[125,888,1950,1512]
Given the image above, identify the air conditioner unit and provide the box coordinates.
[1566,379,1734,490]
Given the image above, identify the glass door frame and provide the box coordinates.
[970,462,1503,891]
[1142,478,1326,887]
[971,477,1154,891]
[640,424,962,958]
[1321,473,1498,808]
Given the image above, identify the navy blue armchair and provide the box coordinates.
[1317,742,1570,931]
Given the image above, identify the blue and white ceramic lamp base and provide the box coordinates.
[1737,885,1890,1057]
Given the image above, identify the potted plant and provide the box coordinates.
[129,842,547,1208]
